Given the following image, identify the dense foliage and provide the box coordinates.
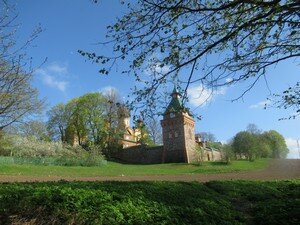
[232,129,288,160]
[47,92,154,155]
[47,92,124,155]
[0,180,298,225]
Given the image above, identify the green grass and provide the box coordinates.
[0,180,299,225]
[0,157,269,177]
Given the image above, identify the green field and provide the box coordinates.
[0,158,269,177]
[0,180,298,225]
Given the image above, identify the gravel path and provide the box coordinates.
[0,159,299,183]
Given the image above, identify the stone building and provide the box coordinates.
[113,87,222,164]
[67,87,222,163]
[160,87,197,163]
[117,106,143,148]
[119,118,144,148]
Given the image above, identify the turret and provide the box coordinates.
[161,86,196,163]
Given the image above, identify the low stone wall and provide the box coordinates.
[112,145,164,164]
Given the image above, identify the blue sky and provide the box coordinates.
[15,0,299,158]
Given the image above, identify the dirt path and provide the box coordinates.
[0,159,299,183]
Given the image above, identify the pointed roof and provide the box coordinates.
[164,87,184,114]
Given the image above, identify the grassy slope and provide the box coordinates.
[0,158,269,177]
[0,180,299,225]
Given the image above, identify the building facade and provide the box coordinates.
[161,88,197,163]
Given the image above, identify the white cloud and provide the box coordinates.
[187,84,226,107]
[100,86,118,96]
[152,63,170,74]
[47,63,68,75]
[286,138,300,159]
[43,74,68,92]
[144,62,171,75]
[36,62,69,92]
[249,100,271,109]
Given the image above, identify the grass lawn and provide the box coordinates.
[0,180,299,225]
[0,158,269,177]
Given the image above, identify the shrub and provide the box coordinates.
[0,134,106,166]
[0,132,14,156]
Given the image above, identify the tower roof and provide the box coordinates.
[164,86,193,116]
[164,87,184,114]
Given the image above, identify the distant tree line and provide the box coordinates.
[231,124,288,161]
[198,124,288,162]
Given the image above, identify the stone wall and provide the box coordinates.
[203,149,222,161]
[111,145,164,164]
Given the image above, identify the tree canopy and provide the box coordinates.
[47,91,156,153]
[232,127,288,160]
[82,0,299,116]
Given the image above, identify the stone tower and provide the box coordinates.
[161,87,196,163]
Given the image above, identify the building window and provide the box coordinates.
[169,132,172,139]
[174,131,178,138]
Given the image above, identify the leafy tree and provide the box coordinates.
[64,93,108,148]
[0,1,43,130]
[231,128,288,160]
[65,98,88,146]
[232,131,258,161]
[261,130,288,158]
[48,92,122,151]
[83,0,300,115]
[77,93,107,146]
[221,144,234,164]
[257,139,272,158]
[134,119,154,146]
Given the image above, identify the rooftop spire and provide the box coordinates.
[170,85,181,98]
[164,86,183,115]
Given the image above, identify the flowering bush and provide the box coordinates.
[0,134,106,166]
